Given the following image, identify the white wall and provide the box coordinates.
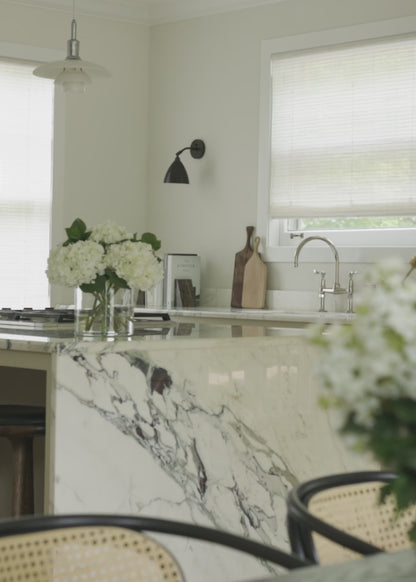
[0,2,149,305]
[1,0,416,305]
[148,0,416,298]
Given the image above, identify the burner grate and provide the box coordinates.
[0,308,74,324]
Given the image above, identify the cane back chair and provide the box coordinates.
[287,470,415,565]
[0,513,311,581]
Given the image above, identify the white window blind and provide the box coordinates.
[270,34,416,219]
[0,58,54,308]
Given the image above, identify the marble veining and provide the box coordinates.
[0,323,372,581]
[48,333,372,581]
[57,344,295,533]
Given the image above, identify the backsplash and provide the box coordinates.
[201,288,348,313]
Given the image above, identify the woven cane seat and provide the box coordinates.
[309,481,415,564]
[0,525,184,582]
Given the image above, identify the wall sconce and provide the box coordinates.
[164,139,206,184]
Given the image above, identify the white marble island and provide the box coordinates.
[0,321,370,581]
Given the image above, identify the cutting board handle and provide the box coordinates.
[241,236,267,309]
[244,226,254,250]
[230,226,255,308]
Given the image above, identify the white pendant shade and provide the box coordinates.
[55,67,91,93]
[34,59,109,92]
[33,16,110,92]
[34,59,109,80]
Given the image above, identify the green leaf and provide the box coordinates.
[65,218,90,243]
[388,473,416,511]
[383,328,406,353]
[408,521,416,544]
[140,232,161,251]
[389,399,416,425]
[80,274,107,294]
[105,268,129,289]
[379,482,394,505]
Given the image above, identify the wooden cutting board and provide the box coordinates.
[241,236,267,309]
[231,226,254,308]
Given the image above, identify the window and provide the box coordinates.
[0,58,54,308]
[257,16,416,263]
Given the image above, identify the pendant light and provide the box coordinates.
[33,0,110,93]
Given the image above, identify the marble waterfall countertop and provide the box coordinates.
[0,317,307,353]
[0,319,368,582]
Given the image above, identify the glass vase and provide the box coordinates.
[74,285,134,337]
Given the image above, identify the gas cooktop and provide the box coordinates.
[0,308,170,330]
[0,308,74,328]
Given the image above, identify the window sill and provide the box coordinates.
[263,244,415,264]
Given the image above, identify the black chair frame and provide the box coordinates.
[286,470,398,563]
[0,513,311,570]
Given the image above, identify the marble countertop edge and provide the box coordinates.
[0,306,352,353]
[153,306,355,324]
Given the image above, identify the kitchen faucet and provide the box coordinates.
[293,236,355,312]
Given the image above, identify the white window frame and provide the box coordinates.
[257,15,416,264]
[0,42,66,305]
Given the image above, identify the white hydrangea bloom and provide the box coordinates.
[89,220,132,244]
[46,240,106,287]
[313,259,416,429]
[105,240,164,290]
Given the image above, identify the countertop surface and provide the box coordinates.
[0,305,351,354]
[0,318,309,354]
[249,548,416,582]
[144,306,355,324]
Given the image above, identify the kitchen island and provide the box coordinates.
[0,319,371,582]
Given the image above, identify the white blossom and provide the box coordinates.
[47,219,163,293]
[105,240,164,290]
[313,259,416,429]
[46,240,105,287]
[89,220,131,244]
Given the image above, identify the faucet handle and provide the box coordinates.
[346,271,358,313]
[348,271,359,291]
[313,270,327,312]
[313,269,327,292]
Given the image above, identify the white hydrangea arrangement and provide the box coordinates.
[311,258,416,543]
[47,218,163,293]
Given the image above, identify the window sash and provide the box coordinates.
[269,33,416,219]
[0,58,54,308]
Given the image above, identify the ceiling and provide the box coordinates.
[4,0,289,25]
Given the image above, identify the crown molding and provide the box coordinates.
[0,0,288,25]
[147,0,288,25]
[0,0,149,23]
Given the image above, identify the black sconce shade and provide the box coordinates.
[164,139,206,184]
[164,155,189,184]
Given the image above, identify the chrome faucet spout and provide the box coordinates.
[293,236,341,288]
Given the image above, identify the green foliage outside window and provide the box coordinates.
[297,217,416,231]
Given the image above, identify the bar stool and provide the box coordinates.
[0,405,45,516]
